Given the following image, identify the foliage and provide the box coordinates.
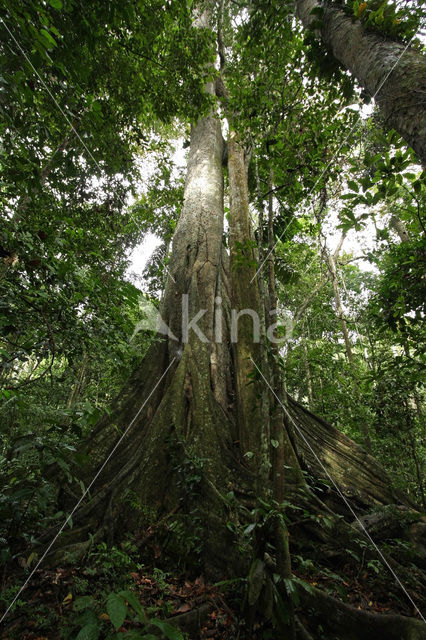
[69,588,184,640]
[347,0,425,42]
[279,210,425,504]
[0,546,186,639]
[0,0,214,571]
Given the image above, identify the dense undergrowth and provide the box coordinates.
[1,491,425,639]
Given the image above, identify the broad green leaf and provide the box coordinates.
[75,623,100,640]
[151,619,184,639]
[106,592,127,630]
[118,589,146,621]
[39,29,57,48]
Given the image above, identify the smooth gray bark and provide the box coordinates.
[162,114,225,348]
[296,0,426,164]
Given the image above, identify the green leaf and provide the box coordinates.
[118,589,147,622]
[413,180,422,194]
[106,592,127,630]
[372,191,382,205]
[48,0,63,8]
[284,577,300,606]
[293,576,316,594]
[75,623,100,640]
[74,596,96,611]
[272,584,290,626]
[39,29,57,48]
[150,620,184,639]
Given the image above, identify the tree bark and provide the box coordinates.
[295,0,426,164]
[228,131,264,464]
[302,336,314,408]
[390,214,411,243]
[66,352,88,409]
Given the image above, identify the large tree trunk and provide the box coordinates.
[45,111,242,579]
[295,0,426,164]
[38,77,424,640]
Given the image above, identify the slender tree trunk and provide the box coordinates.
[228,131,264,464]
[228,138,297,639]
[295,0,426,164]
[265,170,297,639]
[265,172,302,490]
[254,159,273,482]
[66,352,88,409]
[302,336,313,408]
[326,249,372,452]
[327,250,354,364]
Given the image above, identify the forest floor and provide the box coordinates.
[1,534,424,640]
